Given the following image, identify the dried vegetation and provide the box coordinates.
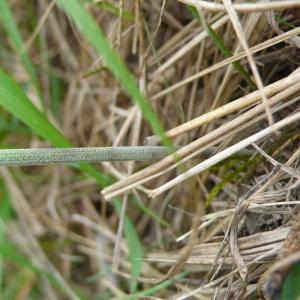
[1,0,300,299]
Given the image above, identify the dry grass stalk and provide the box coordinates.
[178,0,300,12]
[102,77,300,199]
[150,26,300,101]
[147,70,300,143]
[149,109,300,198]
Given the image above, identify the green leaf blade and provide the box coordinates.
[0,69,70,148]
[0,1,44,104]
[56,0,171,148]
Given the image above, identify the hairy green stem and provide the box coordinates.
[0,147,171,166]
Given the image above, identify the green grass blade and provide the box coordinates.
[0,69,70,147]
[0,183,12,221]
[0,183,13,295]
[113,199,143,293]
[0,1,44,104]
[56,0,172,148]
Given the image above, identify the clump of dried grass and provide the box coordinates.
[1,0,300,299]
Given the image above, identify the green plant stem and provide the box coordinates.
[0,146,172,166]
[0,146,254,167]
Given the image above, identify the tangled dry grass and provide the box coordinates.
[1,0,300,299]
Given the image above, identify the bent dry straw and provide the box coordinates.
[0,146,172,166]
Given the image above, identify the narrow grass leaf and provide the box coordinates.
[0,183,12,295]
[0,69,70,147]
[0,183,12,221]
[0,0,43,104]
[56,0,172,148]
[113,199,143,293]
